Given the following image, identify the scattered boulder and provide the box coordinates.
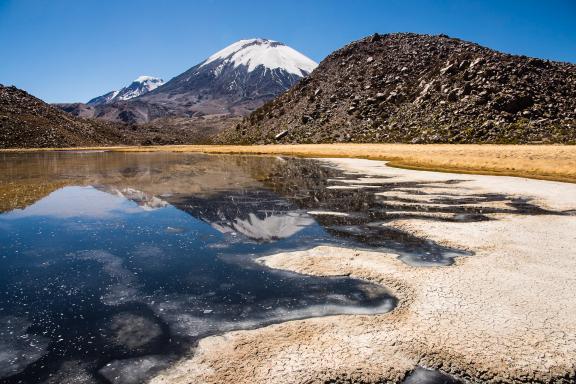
[492,94,534,114]
[274,130,289,140]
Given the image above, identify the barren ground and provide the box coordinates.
[150,158,576,384]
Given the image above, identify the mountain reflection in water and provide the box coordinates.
[0,152,563,384]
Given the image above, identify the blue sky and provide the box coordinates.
[0,0,574,103]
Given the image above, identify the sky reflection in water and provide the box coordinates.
[0,152,398,384]
[1,151,554,383]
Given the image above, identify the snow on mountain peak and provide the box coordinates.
[134,75,162,84]
[115,76,164,100]
[201,38,318,76]
[87,76,164,105]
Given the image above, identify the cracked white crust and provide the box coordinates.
[151,159,576,384]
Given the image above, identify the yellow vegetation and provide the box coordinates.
[3,144,576,183]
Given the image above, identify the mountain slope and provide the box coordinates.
[136,38,317,119]
[87,90,118,106]
[1,85,239,148]
[0,85,135,148]
[87,76,164,106]
[221,33,576,144]
[59,39,317,124]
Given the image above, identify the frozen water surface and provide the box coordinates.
[0,152,564,383]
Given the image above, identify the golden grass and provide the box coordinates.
[3,144,576,183]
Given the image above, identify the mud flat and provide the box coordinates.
[151,158,576,384]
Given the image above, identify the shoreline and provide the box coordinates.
[150,158,576,384]
[2,143,576,183]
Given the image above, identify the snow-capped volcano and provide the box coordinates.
[87,76,164,106]
[64,39,317,124]
[136,38,318,117]
[200,38,317,76]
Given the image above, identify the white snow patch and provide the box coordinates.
[134,75,161,83]
[200,38,317,76]
[116,76,164,101]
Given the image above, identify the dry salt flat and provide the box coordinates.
[151,158,576,384]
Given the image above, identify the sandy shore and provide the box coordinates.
[2,144,576,183]
[151,158,576,383]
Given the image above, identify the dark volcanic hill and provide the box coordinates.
[0,85,239,148]
[59,39,317,124]
[221,33,576,144]
[0,85,135,148]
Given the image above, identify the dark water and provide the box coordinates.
[0,152,563,383]
[403,367,462,384]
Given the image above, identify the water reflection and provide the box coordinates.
[175,189,315,241]
[0,152,565,383]
[3,186,144,219]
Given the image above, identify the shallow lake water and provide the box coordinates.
[0,152,563,383]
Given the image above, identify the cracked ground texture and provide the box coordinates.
[150,159,576,384]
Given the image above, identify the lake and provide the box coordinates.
[1,151,555,384]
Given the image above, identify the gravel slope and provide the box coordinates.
[222,33,576,144]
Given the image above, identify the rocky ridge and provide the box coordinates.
[87,75,164,106]
[222,33,576,144]
[0,85,237,148]
[0,85,135,148]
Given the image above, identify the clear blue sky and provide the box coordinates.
[1,0,574,103]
